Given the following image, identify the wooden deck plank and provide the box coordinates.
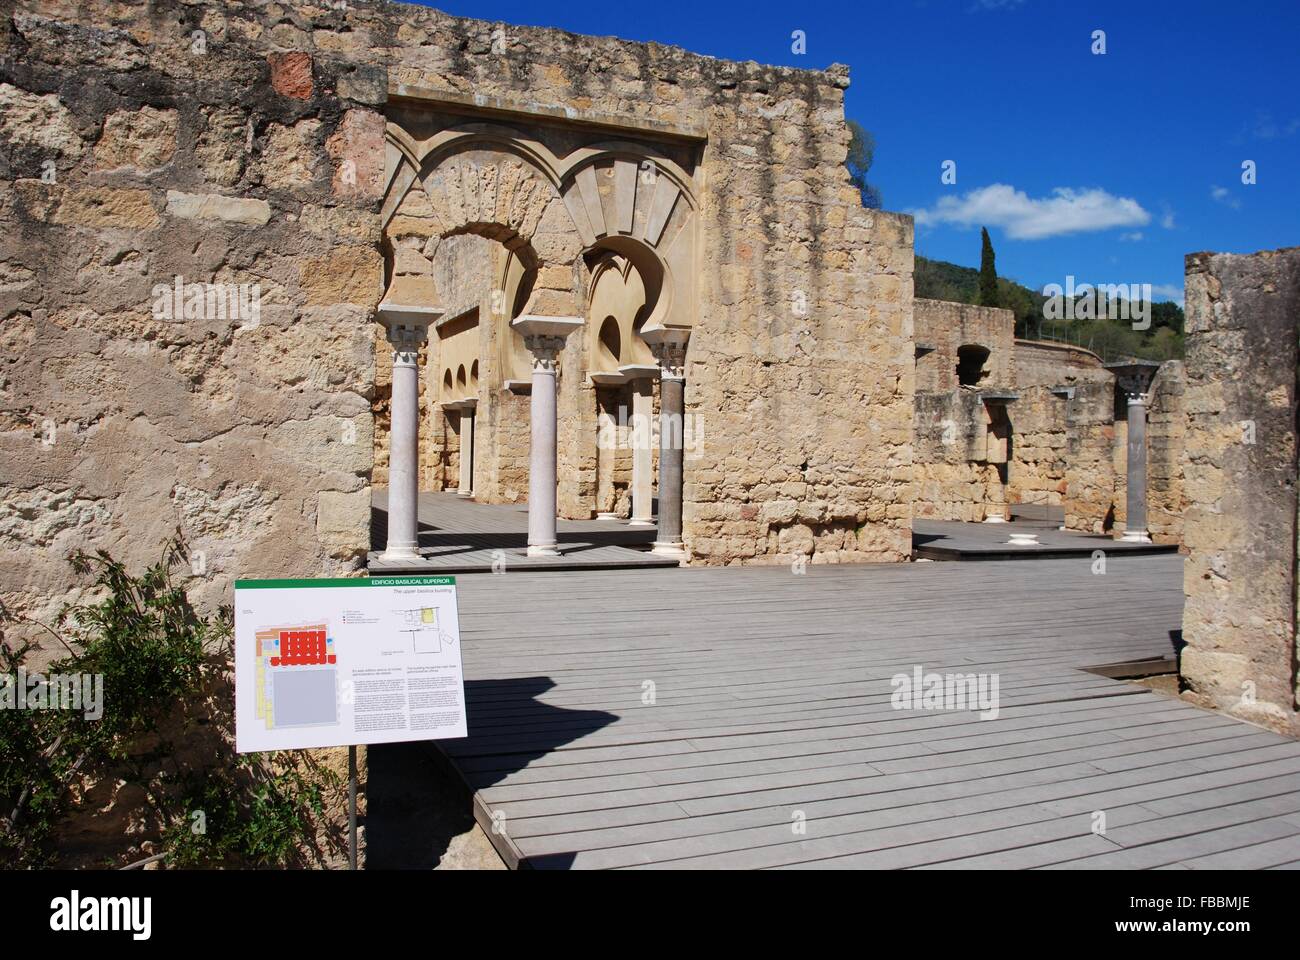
[418,550,1300,869]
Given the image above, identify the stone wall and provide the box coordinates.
[1010,341,1112,512]
[1146,361,1185,543]
[374,4,917,563]
[911,299,1015,521]
[0,0,919,652]
[1181,246,1300,736]
[0,0,388,654]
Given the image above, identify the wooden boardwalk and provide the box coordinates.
[368,490,676,573]
[442,554,1300,869]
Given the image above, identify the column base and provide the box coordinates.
[651,540,689,561]
[982,515,1006,524]
[527,543,561,557]
[1120,529,1152,543]
[595,512,621,520]
[627,518,656,527]
[379,545,421,562]
[456,490,474,498]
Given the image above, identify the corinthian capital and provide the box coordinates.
[642,326,691,381]
[511,316,583,373]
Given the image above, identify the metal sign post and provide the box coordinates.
[348,744,358,870]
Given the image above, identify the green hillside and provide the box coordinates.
[914,255,1185,362]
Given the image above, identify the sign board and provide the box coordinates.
[234,576,466,753]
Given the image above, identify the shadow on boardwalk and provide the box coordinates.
[366,677,616,869]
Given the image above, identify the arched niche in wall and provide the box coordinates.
[957,344,992,387]
[585,252,656,372]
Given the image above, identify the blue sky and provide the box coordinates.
[408,0,1299,304]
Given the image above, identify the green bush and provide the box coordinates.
[0,536,341,868]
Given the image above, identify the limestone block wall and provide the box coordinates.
[912,390,1000,522]
[0,1,388,653]
[380,9,916,562]
[1,0,919,641]
[1181,246,1300,736]
[1062,380,1119,533]
[1147,361,1186,543]
[913,299,1015,393]
[911,300,1015,522]
[1009,341,1111,509]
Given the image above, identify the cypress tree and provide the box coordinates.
[977,227,999,307]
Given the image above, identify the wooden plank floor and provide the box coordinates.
[368,490,676,573]
[441,553,1300,869]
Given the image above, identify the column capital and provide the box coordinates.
[512,315,583,373]
[1104,360,1161,404]
[643,326,691,381]
[378,302,439,364]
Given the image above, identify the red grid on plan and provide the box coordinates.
[270,629,337,666]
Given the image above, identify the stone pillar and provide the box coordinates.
[620,365,659,527]
[456,401,476,498]
[1124,394,1149,541]
[979,393,1017,523]
[1105,361,1161,543]
[376,303,440,562]
[512,316,583,556]
[643,330,690,560]
[590,373,628,519]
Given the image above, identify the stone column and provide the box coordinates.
[620,364,659,527]
[1105,361,1161,543]
[643,330,690,560]
[512,316,583,556]
[376,305,440,562]
[456,400,476,498]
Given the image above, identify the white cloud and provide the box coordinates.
[1210,185,1241,210]
[909,184,1150,240]
[1120,231,1144,242]
[1160,207,1177,230]
[1150,283,1184,307]
[1248,110,1300,141]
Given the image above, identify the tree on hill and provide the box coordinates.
[845,120,882,210]
[977,227,999,307]
[913,253,1185,360]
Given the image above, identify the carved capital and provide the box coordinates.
[523,334,567,372]
[1104,360,1160,404]
[386,322,428,366]
[645,331,690,381]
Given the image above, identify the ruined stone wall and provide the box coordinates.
[1181,246,1300,736]
[911,300,1014,522]
[1,1,389,652]
[1062,381,1118,534]
[912,390,999,522]
[913,299,1014,393]
[378,7,915,561]
[1146,360,1185,544]
[0,0,918,644]
[1011,340,1112,513]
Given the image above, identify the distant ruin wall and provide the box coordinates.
[1181,246,1300,736]
[1010,340,1112,514]
[911,300,1014,522]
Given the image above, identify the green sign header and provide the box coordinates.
[235,575,456,590]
